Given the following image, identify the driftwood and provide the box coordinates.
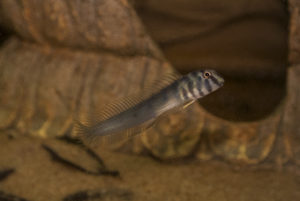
[0,0,299,165]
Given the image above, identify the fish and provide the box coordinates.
[75,69,224,144]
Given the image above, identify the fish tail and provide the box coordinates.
[73,120,98,143]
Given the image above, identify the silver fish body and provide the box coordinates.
[77,69,224,142]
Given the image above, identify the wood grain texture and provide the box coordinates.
[289,0,300,64]
[0,0,161,58]
[281,65,300,166]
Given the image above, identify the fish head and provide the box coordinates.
[193,69,224,96]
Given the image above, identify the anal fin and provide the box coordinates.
[79,119,156,148]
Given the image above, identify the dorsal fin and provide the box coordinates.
[88,93,145,125]
[87,71,181,125]
[142,71,181,97]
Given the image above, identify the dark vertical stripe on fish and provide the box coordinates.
[182,87,189,100]
[191,71,198,79]
[204,79,212,93]
[196,81,205,96]
[187,79,195,98]
[210,76,222,87]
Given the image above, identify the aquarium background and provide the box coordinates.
[0,0,299,201]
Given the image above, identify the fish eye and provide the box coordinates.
[203,71,211,79]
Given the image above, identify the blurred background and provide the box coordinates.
[0,0,299,201]
[133,0,289,121]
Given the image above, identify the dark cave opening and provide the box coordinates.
[134,0,289,122]
[0,26,10,46]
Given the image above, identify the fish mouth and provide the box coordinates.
[219,77,225,86]
[215,76,224,87]
[211,70,225,86]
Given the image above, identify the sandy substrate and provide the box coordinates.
[0,134,299,201]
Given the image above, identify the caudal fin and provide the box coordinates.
[73,120,98,144]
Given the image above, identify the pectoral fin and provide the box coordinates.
[183,100,195,109]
